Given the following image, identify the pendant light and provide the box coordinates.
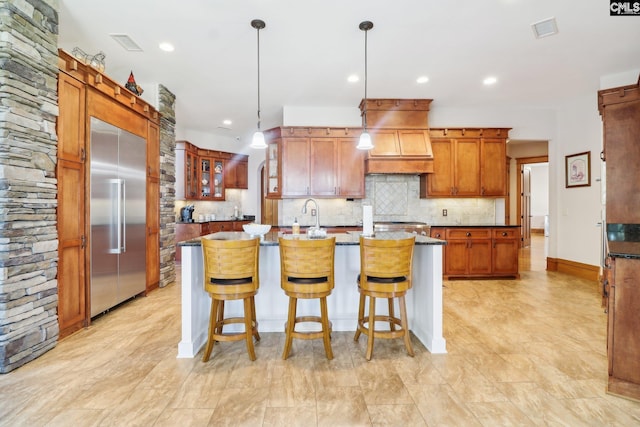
[250,19,267,149]
[357,21,374,150]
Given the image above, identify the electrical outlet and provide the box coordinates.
[442,209,448,216]
[311,209,317,216]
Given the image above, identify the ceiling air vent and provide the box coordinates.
[531,17,558,39]
[110,33,143,51]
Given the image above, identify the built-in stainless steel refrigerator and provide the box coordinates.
[90,117,146,317]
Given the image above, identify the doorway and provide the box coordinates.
[516,156,548,248]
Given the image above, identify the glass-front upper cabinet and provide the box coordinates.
[212,160,224,199]
[198,157,225,200]
[185,150,198,199]
[266,142,280,198]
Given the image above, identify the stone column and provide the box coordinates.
[0,0,59,373]
[158,85,176,288]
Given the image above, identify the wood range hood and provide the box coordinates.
[359,98,434,174]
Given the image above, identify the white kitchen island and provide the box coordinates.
[177,231,447,358]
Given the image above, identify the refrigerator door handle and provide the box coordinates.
[121,179,126,253]
[108,179,123,254]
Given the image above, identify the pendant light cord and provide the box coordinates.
[256,25,261,130]
[363,26,368,130]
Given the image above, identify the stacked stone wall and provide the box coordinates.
[0,0,59,373]
[158,84,176,288]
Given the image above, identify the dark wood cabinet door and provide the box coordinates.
[444,240,469,276]
[454,138,481,196]
[146,177,160,291]
[57,159,86,337]
[481,138,506,196]
[57,72,87,338]
[468,239,492,275]
[147,121,160,179]
[57,72,86,163]
[337,138,365,197]
[611,258,640,384]
[310,138,337,196]
[426,138,454,196]
[492,228,519,276]
[282,138,310,196]
[604,101,640,224]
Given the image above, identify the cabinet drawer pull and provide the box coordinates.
[502,232,508,237]
[466,232,471,237]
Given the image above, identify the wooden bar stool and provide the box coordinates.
[201,237,260,362]
[354,235,416,360]
[279,236,336,360]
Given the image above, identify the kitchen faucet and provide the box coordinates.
[302,198,320,230]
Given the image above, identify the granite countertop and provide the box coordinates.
[607,223,640,259]
[430,224,521,228]
[177,218,253,224]
[179,231,446,247]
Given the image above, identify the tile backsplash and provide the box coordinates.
[280,175,504,227]
[175,175,504,226]
[175,189,247,221]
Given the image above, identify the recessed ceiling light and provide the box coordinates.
[347,74,359,83]
[159,42,175,52]
[483,76,498,85]
[531,17,558,39]
[223,119,232,126]
[110,33,143,52]
[416,76,429,84]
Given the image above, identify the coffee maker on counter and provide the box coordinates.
[180,205,194,223]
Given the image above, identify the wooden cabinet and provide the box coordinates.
[599,78,640,224]
[481,138,507,196]
[56,50,161,338]
[606,257,640,401]
[146,121,161,291]
[431,226,519,279]
[425,137,480,196]
[176,141,249,200]
[443,228,492,277]
[264,127,365,198]
[176,141,198,199]
[491,228,520,277]
[198,154,225,200]
[310,137,336,196]
[226,155,249,189]
[266,143,281,198]
[310,137,366,197]
[57,71,87,337]
[146,177,160,291]
[420,128,509,198]
[282,137,310,196]
[598,77,640,401]
[337,138,366,197]
[175,220,251,261]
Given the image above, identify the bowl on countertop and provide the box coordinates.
[242,223,272,236]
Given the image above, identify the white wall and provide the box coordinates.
[551,94,604,266]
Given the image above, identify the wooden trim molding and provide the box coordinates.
[547,257,600,281]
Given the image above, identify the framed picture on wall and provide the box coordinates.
[565,151,591,188]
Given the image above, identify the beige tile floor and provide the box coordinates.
[2,235,640,426]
